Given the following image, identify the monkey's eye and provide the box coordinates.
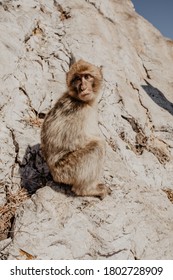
[75,76,81,81]
[84,74,92,80]
[71,76,81,85]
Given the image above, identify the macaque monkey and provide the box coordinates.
[41,59,110,199]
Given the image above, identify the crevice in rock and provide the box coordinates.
[53,0,71,21]
[24,21,44,44]
[121,115,141,133]
[60,43,75,69]
[142,63,151,79]
[150,142,169,164]
[98,122,118,153]
[108,137,118,152]
[85,0,114,24]
[120,114,170,164]
[136,53,152,80]
[97,248,127,258]
[51,23,75,70]
[130,249,140,260]
[129,81,171,163]
[7,127,21,179]
[120,116,147,155]
[19,87,45,127]
[116,83,124,106]
[130,81,153,131]
[10,129,19,164]
[162,188,173,204]
[7,215,15,238]
[19,87,37,115]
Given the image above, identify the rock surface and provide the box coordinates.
[0,0,173,259]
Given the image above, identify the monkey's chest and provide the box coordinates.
[83,109,100,138]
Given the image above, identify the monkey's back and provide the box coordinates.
[41,93,99,168]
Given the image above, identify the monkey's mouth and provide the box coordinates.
[80,93,90,97]
[80,91,91,97]
[79,92,92,101]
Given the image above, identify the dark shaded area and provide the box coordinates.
[19,144,52,194]
[19,144,72,196]
[142,81,173,116]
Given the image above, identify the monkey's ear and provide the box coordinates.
[69,54,76,68]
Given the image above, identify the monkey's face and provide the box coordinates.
[67,60,103,103]
[70,73,95,102]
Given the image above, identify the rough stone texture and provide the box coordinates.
[0,0,173,259]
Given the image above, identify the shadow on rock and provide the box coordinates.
[19,144,72,196]
[19,144,51,194]
[142,81,173,116]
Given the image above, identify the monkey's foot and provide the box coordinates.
[97,184,112,200]
[72,183,111,199]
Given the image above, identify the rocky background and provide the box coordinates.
[0,0,173,260]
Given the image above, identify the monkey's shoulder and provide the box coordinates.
[43,93,98,136]
[52,93,86,117]
[55,94,86,111]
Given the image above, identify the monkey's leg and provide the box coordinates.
[51,140,110,198]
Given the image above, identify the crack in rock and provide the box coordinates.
[129,81,153,129]
[142,63,151,79]
[137,53,152,80]
[120,114,170,163]
[53,0,71,21]
[162,188,173,204]
[85,0,114,24]
[10,129,19,164]
[97,248,128,258]
[24,21,44,44]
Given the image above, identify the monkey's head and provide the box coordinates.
[66,59,103,103]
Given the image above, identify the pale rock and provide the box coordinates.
[0,0,173,259]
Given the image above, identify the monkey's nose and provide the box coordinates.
[81,85,87,91]
[81,79,87,90]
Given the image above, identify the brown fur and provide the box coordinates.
[41,60,110,198]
